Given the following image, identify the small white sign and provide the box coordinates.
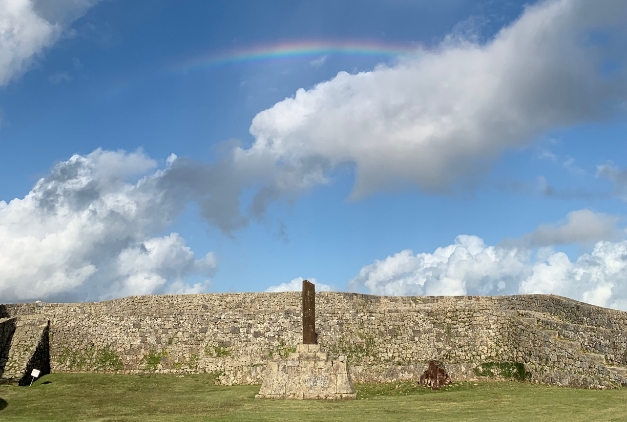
[31,369,40,378]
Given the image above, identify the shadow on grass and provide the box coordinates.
[0,398,8,411]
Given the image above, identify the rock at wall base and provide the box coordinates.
[255,344,356,400]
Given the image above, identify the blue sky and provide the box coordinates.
[1,0,627,308]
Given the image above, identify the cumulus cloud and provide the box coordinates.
[518,241,627,310]
[233,0,627,199]
[0,148,218,302]
[506,209,620,247]
[348,236,528,297]
[0,0,100,86]
[349,218,627,310]
[266,277,332,292]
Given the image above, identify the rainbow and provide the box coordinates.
[166,40,421,74]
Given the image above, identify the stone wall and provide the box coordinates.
[1,317,50,385]
[2,293,627,388]
[0,317,16,379]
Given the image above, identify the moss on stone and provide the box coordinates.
[473,361,531,381]
[142,349,168,371]
[268,338,296,359]
[95,346,123,370]
[330,333,379,364]
[57,345,123,371]
[205,345,231,357]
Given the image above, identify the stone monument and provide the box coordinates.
[255,280,356,399]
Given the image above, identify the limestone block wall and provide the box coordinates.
[498,296,627,364]
[2,317,50,385]
[2,293,627,388]
[0,317,16,379]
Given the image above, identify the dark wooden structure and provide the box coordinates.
[302,280,316,344]
[419,360,451,390]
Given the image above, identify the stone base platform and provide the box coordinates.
[255,344,356,400]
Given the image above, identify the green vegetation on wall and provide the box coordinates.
[205,345,231,358]
[57,345,123,371]
[268,338,296,359]
[171,353,200,371]
[329,332,380,364]
[473,362,531,381]
[142,349,168,371]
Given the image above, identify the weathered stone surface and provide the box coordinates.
[256,344,356,399]
[0,317,16,379]
[1,316,50,385]
[1,293,627,388]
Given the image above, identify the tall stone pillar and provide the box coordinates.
[302,280,316,344]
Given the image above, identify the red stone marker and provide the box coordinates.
[302,279,316,344]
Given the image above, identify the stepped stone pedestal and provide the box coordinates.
[255,344,356,400]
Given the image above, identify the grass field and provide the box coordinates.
[1,373,627,421]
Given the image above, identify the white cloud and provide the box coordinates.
[350,228,627,311]
[233,0,627,199]
[266,277,332,293]
[167,278,213,295]
[507,209,620,247]
[349,236,528,297]
[115,234,216,297]
[0,148,217,302]
[0,0,100,87]
[518,240,627,310]
[0,0,60,86]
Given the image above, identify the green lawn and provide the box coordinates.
[1,373,627,421]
